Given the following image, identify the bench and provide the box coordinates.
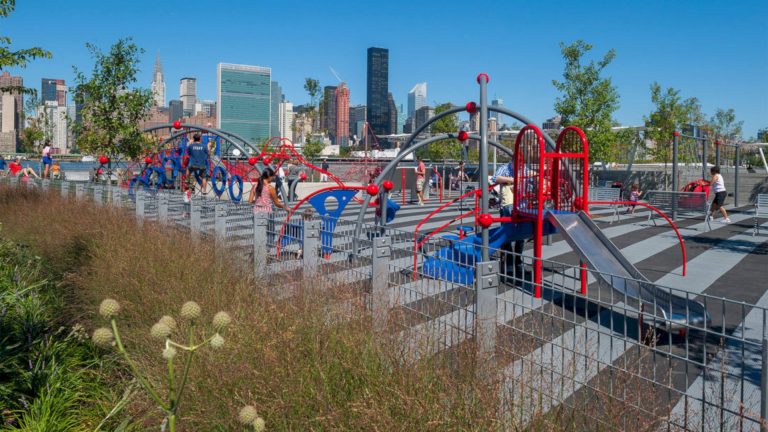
[755,194,768,236]
[645,190,711,230]
[588,187,621,223]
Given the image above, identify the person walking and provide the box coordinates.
[415,156,426,206]
[185,133,209,202]
[626,184,642,214]
[42,141,53,179]
[492,160,524,281]
[249,167,290,248]
[708,166,731,223]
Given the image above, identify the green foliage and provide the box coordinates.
[0,0,52,96]
[416,103,462,161]
[339,146,351,157]
[611,128,645,164]
[643,83,703,164]
[72,38,154,159]
[303,78,320,106]
[552,40,619,162]
[302,140,325,160]
[708,108,743,144]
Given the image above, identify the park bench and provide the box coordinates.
[755,194,768,236]
[588,187,621,223]
[645,190,711,231]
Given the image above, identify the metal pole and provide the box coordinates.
[735,145,741,207]
[476,260,499,363]
[302,219,320,278]
[158,192,169,224]
[715,140,721,168]
[253,212,268,275]
[761,337,768,432]
[371,236,391,332]
[702,136,708,181]
[478,74,490,262]
[672,131,679,220]
[214,201,227,249]
[61,181,69,199]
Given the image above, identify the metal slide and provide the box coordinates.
[547,211,710,330]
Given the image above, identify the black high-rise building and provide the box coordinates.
[321,85,337,139]
[168,100,183,123]
[366,47,390,135]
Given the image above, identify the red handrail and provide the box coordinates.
[589,200,687,276]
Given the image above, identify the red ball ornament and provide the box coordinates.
[477,213,493,228]
[382,180,394,191]
[262,157,272,165]
[99,156,109,165]
[573,197,585,211]
[465,102,477,114]
[299,172,308,181]
[476,73,490,84]
[144,156,152,164]
[458,131,469,142]
[172,120,182,130]
[366,184,380,196]
[248,157,258,166]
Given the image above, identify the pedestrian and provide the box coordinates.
[0,154,6,176]
[708,166,731,223]
[492,160,524,281]
[415,156,426,206]
[626,184,642,214]
[185,133,209,202]
[321,158,330,182]
[249,167,290,248]
[42,141,53,179]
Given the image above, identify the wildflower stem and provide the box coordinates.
[168,344,176,427]
[110,318,169,412]
[173,325,195,412]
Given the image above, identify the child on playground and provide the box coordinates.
[626,184,642,214]
[708,166,731,223]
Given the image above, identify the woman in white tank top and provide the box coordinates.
[708,166,731,223]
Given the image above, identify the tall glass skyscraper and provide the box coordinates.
[407,82,427,118]
[270,81,282,137]
[217,63,271,145]
[366,47,390,135]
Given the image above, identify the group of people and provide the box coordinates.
[0,141,63,180]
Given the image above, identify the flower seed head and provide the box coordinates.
[150,322,172,339]
[212,311,232,330]
[99,299,121,318]
[159,315,177,332]
[92,327,114,347]
[162,346,177,360]
[238,405,258,425]
[180,301,201,320]
[210,333,225,349]
[253,417,266,432]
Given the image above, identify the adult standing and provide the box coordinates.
[42,142,53,179]
[492,160,524,281]
[249,167,290,248]
[320,158,330,182]
[708,166,731,223]
[415,156,426,206]
[185,133,209,202]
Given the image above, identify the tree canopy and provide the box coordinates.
[708,108,743,144]
[552,40,619,162]
[416,103,462,161]
[302,140,324,160]
[0,0,52,95]
[72,38,154,159]
[644,82,703,165]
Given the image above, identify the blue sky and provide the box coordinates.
[4,0,767,136]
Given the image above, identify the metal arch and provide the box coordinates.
[401,106,466,150]
[142,123,260,157]
[351,133,513,254]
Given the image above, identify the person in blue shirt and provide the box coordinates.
[491,160,525,282]
[0,155,6,174]
[185,133,209,201]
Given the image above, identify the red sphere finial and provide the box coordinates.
[172,120,182,130]
[99,156,109,165]
[458,131,469,142]
[465,101,477,114]
[382,180,394,191]
[299,172,308,181]
[477,213,493,228]
[248,157,258,166]
[715,140,721,145]
[262,157,272,165]
[673,131,681,137]
[144,156,152,164]
[476,73,490,84]
[366,184,380,196]
[574,197,585,211]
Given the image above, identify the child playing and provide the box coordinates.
[626,184,642,214]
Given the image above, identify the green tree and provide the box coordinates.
[708,108,743,144]
[416,103,462,161]
[72,38,153,159]
[0,0,52,94]
[303,78,320,137]
[302,140,325,160]
[552,40,619,162]
[643,83,703,167]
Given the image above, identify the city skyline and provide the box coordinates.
[2,0,766,137]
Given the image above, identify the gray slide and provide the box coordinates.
[547,211,710,330]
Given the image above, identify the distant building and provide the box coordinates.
[195,100,216,117]
[414,106,433,134]
[140,106,171,140]
[278,101,294,143]
[397,103,406,134]
[348,105,366,141]
[151,54,166,107]
[42,78,67,106]
[217,63,271,144]
[335,84,349,146]
[168,100,183,123]
[387,93,397,137]
[407,82,426,118]
[491,98,504,124]
[180,77,197,116]
[367,47,391,135]
[39,101,69,154]
[542,115,562,131]
[321,85,337,139]
[0,71,22,152]
[270,81,283,137]
[757,129,767,142]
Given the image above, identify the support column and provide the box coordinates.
[715,140,721,167]
[61,181,69,199]
[158,192,169,224]
[702,136,708,181]
[672,131,680,220]
[302,219,321,278]
[735,145,741,207]
[478,73,490,262]
[190,199,201,241]
[135,189,145,226]
[214,201,227,249]
[41,179,50,192]
[94,185,103,206]
[476,260,499,361]
[75,183,84,200]
[253,212,268,276]
[371,236,391,332]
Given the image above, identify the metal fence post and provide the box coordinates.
[135,189,145,226]
[715,140,721,168]
[60,181,69,199]
[253,212,268,276]
[93,185,103,206]
[476,260,499,361]
[215,201,227,249]
[672,131,680,220]
[735,145,741,207]
[158,192,169,224]
[371,236,391,332]
[190,199,201,241]
[41,179,50,192]
[75,183,84,200]
[302,220,321,278]
[762,337,768,432]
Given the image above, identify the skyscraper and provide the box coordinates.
[39,101,68,154]
[348,105,366,140]
[168,100,183,123]
[270,81,282,137]
[407,82,426,118]
[387,93,397,136]
[397,103,406,134]
[366,47,390,135]
[41,78,66,106]
[151,54,166,107]
[217,63,271,144]
[180,77,197,116]
[491,98,504,124]
[335,83,349,146]
[0,71,22,152]
[322,85,337,140]
[278,101,294,143]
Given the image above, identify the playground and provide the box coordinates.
[5,74,768,431]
